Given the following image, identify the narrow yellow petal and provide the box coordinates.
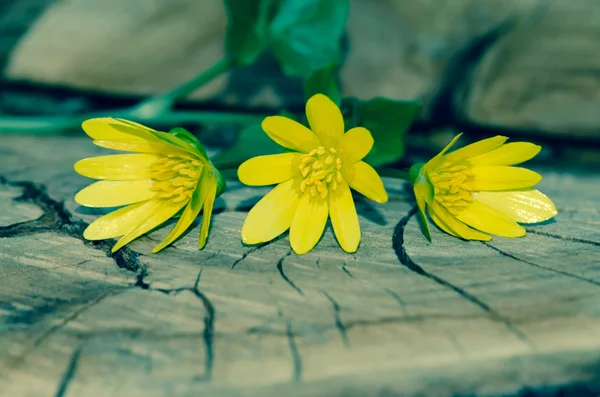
[262,116,321,153]
[152,179,207,253]
[329,181,360,253]
[455,201,525,237]
[112,200,188,252]
[74,154,159,180]
[444,135,507,163]
[242,179,300,244]
[469,142,541,166]
[83,200,162,240]
[413,182,432,242]
[475,189,557,224]
[290,194,328,255]
[93,139,181,154]
[82,118,156,141]
[305,94,344,146]
[428,201,491,241]
[345,161,388,203]
[465,166,542,191]
[198,178,218,249]
[75,180,155,207]
[423,133,463,171]
[238,153,299,186]
[337,127,374,163]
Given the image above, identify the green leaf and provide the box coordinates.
[359,98,422,167]
[270,0,349,77]
[211,121,282,169]
[168,127,208,158]
[304,62,341,105]
[224,0,349,78]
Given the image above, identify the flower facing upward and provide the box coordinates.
[410,133,557,241]
[74,118,225,253]
[238,94,388,255]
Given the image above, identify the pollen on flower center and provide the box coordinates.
[427,163,473,215]
[149,154,203,203]
[298,146,343,199]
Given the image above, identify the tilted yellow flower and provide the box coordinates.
[410,133,557,241]
[238,94,388,255]
[74,118,225,253]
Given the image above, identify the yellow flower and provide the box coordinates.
[410,133,557,241]
[238,94,388,255]
[74,118,225,253]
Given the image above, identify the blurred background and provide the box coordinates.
[0,0,598,168]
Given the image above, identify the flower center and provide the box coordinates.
[298,146,343,199]
[427,163,473,215]
[150,154,203,203]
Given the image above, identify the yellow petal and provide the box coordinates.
[75,180,155,207]
[337,127,374,163]
[465,166,542,191]
[329,180,360,253]
[152,176,208,253]
[290,194,328,255]
[262,116,321,153]
[199,178,218,249]
[83,199,162,240]
[475,189,557,224]
[413,182,432,242]
[469,142,541,166]
[93,139,181,154]
[82,118,156,141]
[424,133,463,171]
[455,201,525,238]
[238,153,299,186]
[345,161,388,203]
[444,135,507,163]
[242,179,300,244]
[428,201,491,241]
[112,199,188,252]
[305,94,344,146]
[74,154,159,180]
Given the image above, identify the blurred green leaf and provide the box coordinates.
[359,98,422,167]
[304,62,341,105]
[224,0,349,78]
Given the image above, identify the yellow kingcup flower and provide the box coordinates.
[238,94,388,255]
[74,118,225,253]
[410,133,557,242]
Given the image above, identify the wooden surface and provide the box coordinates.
[3,0,600,141]
[1,135,600,396]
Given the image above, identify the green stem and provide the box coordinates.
[377,168,411,181]
[128,56,235,118]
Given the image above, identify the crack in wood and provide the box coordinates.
[392,206,534,348]
[190,268,215,382]
[231,242,270,269]
[341,264,353,278]
[53,345,83,397]
[276,250,303,296]
[484,242,600,287]
[384,288,407,309]
[525,229,600,247]
[285,319,302,382]
[321,290,350,348]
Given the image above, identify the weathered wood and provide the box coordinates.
[1,134,600,396]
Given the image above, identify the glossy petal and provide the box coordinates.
[198,177,218,249]
[152,172,207,253]
[74,154,159,180]
[428,201,491,241]
[455,201,525,237]
[424,133,463,171]
[329,181,360,253]
[305,94,344,146]
[444,135,507,163]
[475,189,557,224]
[262,116,321,153]
[469,142,541,166]
[82,118,156,141]
[464,166,542,191]
[83,199,162,240]
[290,195,329,255]
[413,182,432,242]
[93,139,181,154]
[111,200,188,252]
[74,180,155,207]
[242,179,300,244]
[337,127,374,163]
[345,161,388,203]
[238,153,300,186]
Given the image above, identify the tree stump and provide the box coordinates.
[1,135,600,396]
